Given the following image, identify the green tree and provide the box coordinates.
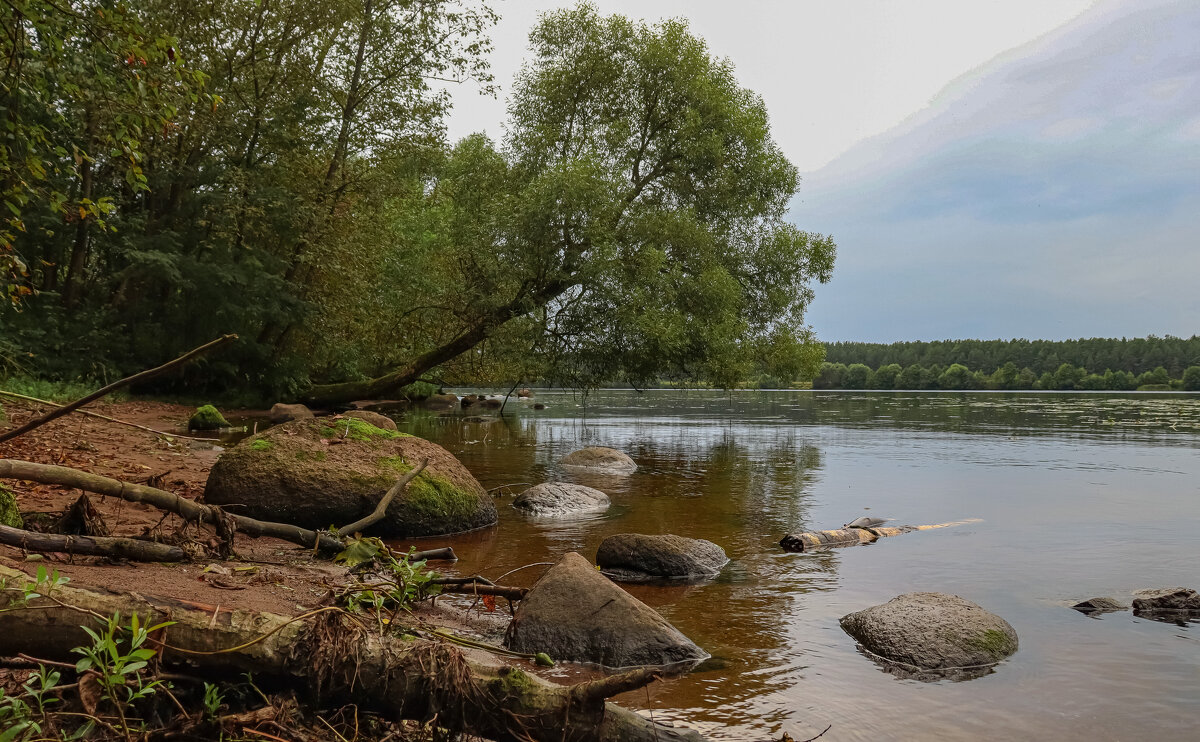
[304,4,835,402]
[1183,366,1200,391]
[872,363,901,389]
[813,362,846,389]
[937,363,972,390]
[842,363,870,389]
[896,364,923,389]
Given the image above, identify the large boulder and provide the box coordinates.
[1132,587,1200,614]
[513,483,610,517]
[204,418,495,537]
[268,403,313,424]
[343,410,398,431]
[188,404,229,430]
[561,446,637,474]
[840,592,1018,673]
[505,552,708,669]
[596,534,728,582]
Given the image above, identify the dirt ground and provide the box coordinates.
[0,398,488,627]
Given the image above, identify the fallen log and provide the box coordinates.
[0,524,187,561]
[0,564,705,742]
[780,519,982,552]
[0,459,455,562]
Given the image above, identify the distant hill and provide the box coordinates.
[796,0,1200,342]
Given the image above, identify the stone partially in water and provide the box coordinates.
[561,446,637,474]
[188,404,230,430]
[1071,597,1127,615]
[1132,587,1200,614]
[204,419,495,537]
[343,410,397,431]
[596,533,728,582]
[268,403,313,424]
[840,592,1018,675]
[513,483,610,517]
[505,552,708,669]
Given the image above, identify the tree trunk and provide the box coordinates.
[0,565,706,742]
[0,524,187,561]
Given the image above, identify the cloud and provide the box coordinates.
[794,0,1200,341]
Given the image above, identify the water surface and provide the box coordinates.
[396,391,1200,740]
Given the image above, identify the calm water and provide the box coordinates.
[394,391,1200,741]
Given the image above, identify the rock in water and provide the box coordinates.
[505,552,708,669]
[343,410,397,431]
[561,446,637,474]
[596,534,728,582]
[188,404,229,430]
[423,394,459,411]
[513,483,610,517]
[1071,597,1127,615]
[1132,587,1200,614]
[204,419,495,537]
[840,592,1018,673]
[268,403,313,424]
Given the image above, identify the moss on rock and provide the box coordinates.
[204,418,494,537]
[0,484,23,528]
[188,404,230,430]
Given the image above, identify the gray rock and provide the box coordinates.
[596,533,728,582]
[343,410,397,431]
[561,446,637,474]
[1132,587,1200,613]
[268,403,313,424]
[513,483,610,517]
[204,419,495,537]
[1071,597,1127,614]
[504,552,708,669]
[517,388,533,398]
[423,394,459,411]
[840,592,1018,673]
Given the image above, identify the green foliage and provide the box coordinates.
[249,438,273,451]
[1,565,69,612]
[320,417,405,442]
[1183,366,1200,391]
[842,364,871,390]
[0,485,23,528]
[336,539,441,628]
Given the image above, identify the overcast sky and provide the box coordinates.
[445,0,1198,343]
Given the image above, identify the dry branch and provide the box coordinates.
[779,519,982,552]
[0,334,237,444]
[0,390,219,441]
[0,565,706,742]
[0,524,187,561]
[336,458,427,537]
[0,459,455,561]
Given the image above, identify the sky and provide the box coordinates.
[445,0,1199,343]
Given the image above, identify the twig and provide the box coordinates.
[0,334,237,444]
[336,459,428,537]
[796,724,832,742]
[0,390,219,441]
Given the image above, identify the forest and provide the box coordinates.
[0,0,834,404]
[815,337,1200,391]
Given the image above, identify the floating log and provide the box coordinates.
[780,519,981,552]
[0,564,704,742]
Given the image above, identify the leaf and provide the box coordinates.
[481,594,496,612]
[334,536,382,567]
[78,672,102,715]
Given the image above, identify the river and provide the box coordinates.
[393,390,1200,740]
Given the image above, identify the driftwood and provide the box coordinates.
[0,459,456,562]
[780,519,982,552]
[0,524,187,561]
[0,564,705,742]
[0,390,219,442]
[0,334,236,444]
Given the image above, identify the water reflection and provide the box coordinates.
[391,391,1200,740]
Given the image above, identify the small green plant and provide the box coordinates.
[202,682,225,722]
[335,537,441,629]
[72,611,174,734]
[0,565,69,612]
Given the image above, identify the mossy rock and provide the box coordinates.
[204,419,495,537]
[188,404,230,430]
[0,484,23,529]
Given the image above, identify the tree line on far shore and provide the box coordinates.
[813,361,1200,391]
[824,336,1200,379]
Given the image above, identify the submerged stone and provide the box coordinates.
[1132,587,1200,614]
[513,483,610,517]
[561,446,637,474]
[1071,597,1127,615]
[840,592,1018,675]
[596,533,728,582]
